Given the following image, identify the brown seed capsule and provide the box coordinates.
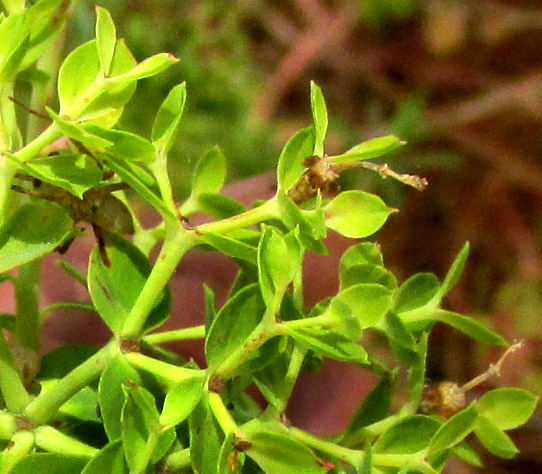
[419,381,467,418]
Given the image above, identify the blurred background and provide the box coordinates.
[60,0,541,472]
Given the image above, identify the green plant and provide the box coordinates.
[0,2,537,473]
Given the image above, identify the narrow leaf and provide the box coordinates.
[474,416,519,459]
[332,136,405,164]
[95,6,116,76]
[427,404,478,455]
[435,243,470,300]
[277,126,315,192]
[435,311,506,346]
[151,82,186,154]
[246,431,327,474]
[160,376,205,428]
[310,81,328,156]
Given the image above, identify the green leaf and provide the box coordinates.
[344,375,395,440]
[82,124,156,163]
[283,327,368,364]
[11,454,87,474]
[45,108,113,149]
[205,284,265,371]
[258,227,297,309]
[451,440,484,468]
[334,283,393,328]
[202,232,257,264]
[435,243,470,301]
[474,415,519,459]
[38,344,99,380]
[276,191,327,254]
[2,0,24,14]
[427,404,478,455]
[58,39,136,124]
[81,440,127,474]
[88,233,170,335]
[0,201,73,273]
[151,82,186,154]
[277,126,315,192]
[340,242,384,270]
[324,298,362,340]
[98,355,141,441]
[310,81,328,156]
[395,273,440,313]
[95,6,116,76]
[159,376,205,428]
[0,12,28,82]
[108,52,178,84]
[0,312,15,330]
[357,443,372,474]
[332,135,405,164]
[191,146,227,196]
[434,311,507,346]
[121,383,161,473]
[189,400,223,474]
[9,152,104,199]
[325,191,396,238]
[204,284,216,334]
[475,387,538,430]
[340,263,397,291]
[384,311,418,364]
[105,155,174,218]
[373,415,441,454]
[0,33,28,83]
[39,380,99,422]
[218,432,244,474]
[246,431,327,474]
[196,192,246,219]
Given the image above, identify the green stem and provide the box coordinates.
[287,426,362,466]
[24,340,117,423]
[143,325,205,344]
[196,197,279,235]
[0,330,30,413]
[34,426,98,457]
[15,260,41,351]
[121,227,196,339]
[207,391,242,437]
[273,344,307,413]
[288,426,426,470]
[0,411,16,440]
[213,317,277,379]
[124,352,204,386]
[149,150,178,217]
[0,431,34,474]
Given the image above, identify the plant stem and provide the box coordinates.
[34,426,98,457]
[24,340,117,424]
[125,352,204,386]
[207,391,242,437]
[143,325,205,344]
[273,344,307,413]
[0,431,34,474]
[14,260,41,351]
[121,227,196,339]
[0,330,30,413]
[213,317,277,379]
[196,197,279,235]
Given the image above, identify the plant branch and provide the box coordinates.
[0,330,30,413]
[143,325,205,345]
[24,340,117,424]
